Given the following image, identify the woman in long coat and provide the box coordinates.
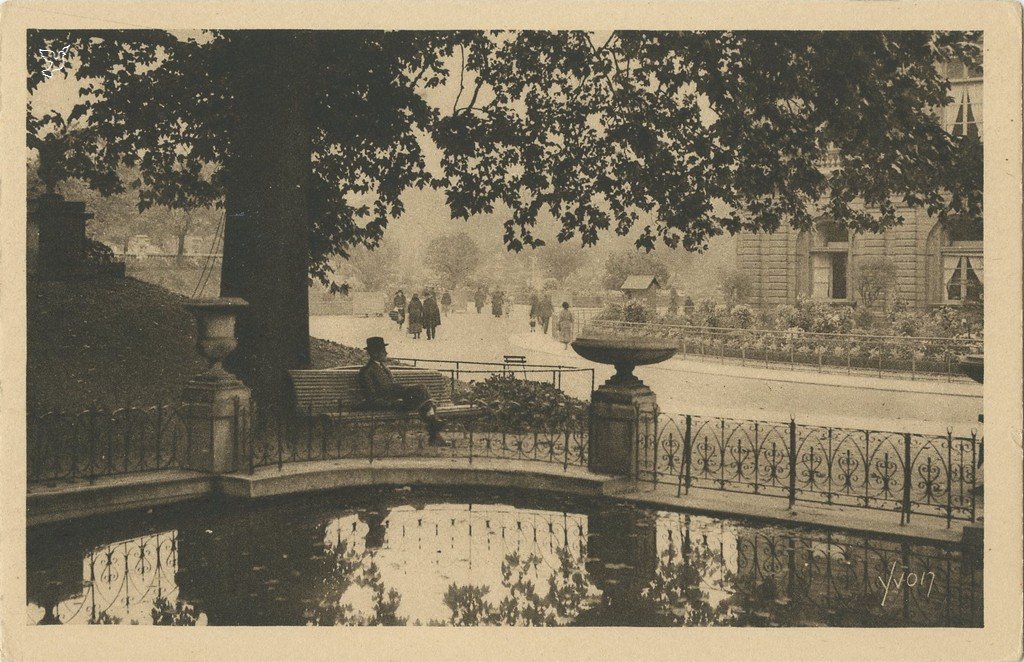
[555,301,574,349]
[392,289,407,328]
[491,290,504,317]
[423,291,442,340]
[407,294,424,339]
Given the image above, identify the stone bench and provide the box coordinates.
[287,365,480,422]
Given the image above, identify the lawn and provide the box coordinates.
[27,276,368,412]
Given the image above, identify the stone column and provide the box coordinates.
[28,193,93,279]
[182,298,251,474]
[588,365,657,477]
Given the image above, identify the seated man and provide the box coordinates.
[358,336,449,447]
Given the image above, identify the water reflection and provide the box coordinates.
[27,489,981,626]
[27,531,205,625]
[313,506,594,625]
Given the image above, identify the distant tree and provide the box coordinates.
[720,269,755,306]
[853,256,900,309]
[343,239,402,291]
[424,231,482,288]
[602,248,670,290]
[28,158,219,256]
[536,242,590,285]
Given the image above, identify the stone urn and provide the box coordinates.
[571,335,678,477]
[185,297,249,382]
[571,336,678,388]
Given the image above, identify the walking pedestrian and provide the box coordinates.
[538,294,554,334]
[441,290,452,317]
[528,291,539,332]
[407,293,424,339]
[474,287,486,314]
[555,301,574,350]
[423,290,441,340]
[392,289,407,329]
[491,289,504,317]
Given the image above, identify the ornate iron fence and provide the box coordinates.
[233,399,589,474]
[637,410,982,527]
[583,319,982,381]
[28,404,195,485]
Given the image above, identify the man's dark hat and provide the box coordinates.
[366,336,388,353]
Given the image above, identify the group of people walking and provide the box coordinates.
[391,286,575,349]
[529,293,575,349]
[473,287,511,318]
[390,288,452,340]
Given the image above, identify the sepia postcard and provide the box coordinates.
[1,1,1021,660]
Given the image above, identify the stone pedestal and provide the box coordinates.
[588,372,657,477]
[181,376,251,473]
[182,297,251,473]
[28,194,93,279]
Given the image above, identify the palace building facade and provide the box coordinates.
[734,61,983,309]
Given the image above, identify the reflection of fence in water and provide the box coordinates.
[654,513,982,627]
[31,531,182,625]
[637,411,981,527]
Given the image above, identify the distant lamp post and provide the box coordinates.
[185,297,249,382]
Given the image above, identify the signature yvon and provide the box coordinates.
[878,561,936,606]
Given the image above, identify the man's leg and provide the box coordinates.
[398,385,447,446]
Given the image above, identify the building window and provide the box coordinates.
[930,215,983,305]
[809,218,850,301]
[943,255,983,302]
[811,252,849,300]
[950,88,980,139]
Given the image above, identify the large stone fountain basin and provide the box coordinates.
[571,336,678,367]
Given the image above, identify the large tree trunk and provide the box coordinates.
[220,32,313,406]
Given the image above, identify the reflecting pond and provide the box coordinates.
[27,487,982,626]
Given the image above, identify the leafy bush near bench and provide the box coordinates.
[452,374,588,432]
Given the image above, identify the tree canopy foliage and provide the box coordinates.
[27,29,983,402]
[30,30,982,260]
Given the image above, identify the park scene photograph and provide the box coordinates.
[24,28,987,628]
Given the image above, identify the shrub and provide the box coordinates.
[85,238,118,265]
[453,374,588,431]
[853,256,898,309]
[623,299,653,323]
[720,269,755,305]
[594,303,624,322]
[731,304,755,328]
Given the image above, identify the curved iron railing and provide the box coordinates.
[636,408,982,527]
[28,404,196,485]
[232,398,589,474]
